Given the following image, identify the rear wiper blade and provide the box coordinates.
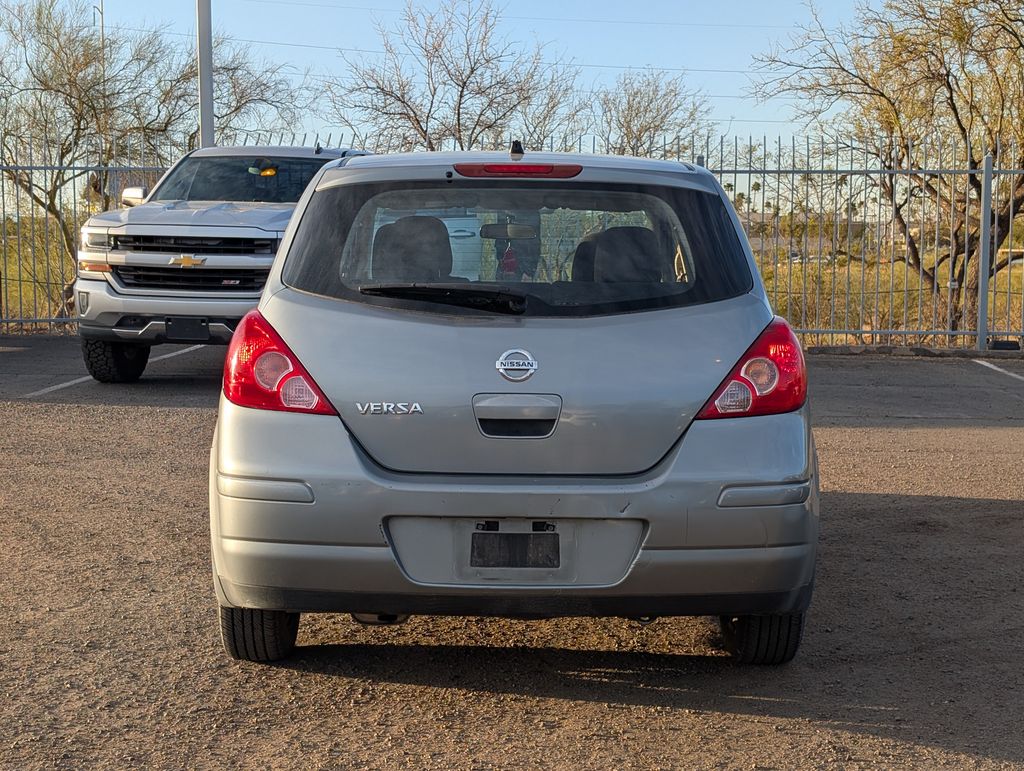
[358,283,529,314]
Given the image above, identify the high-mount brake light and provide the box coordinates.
[696,317,807,419]
[223,310,336,415]
[453,163,583,178]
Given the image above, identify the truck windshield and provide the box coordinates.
[151,156,329,203]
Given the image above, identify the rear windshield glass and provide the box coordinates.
[282,180,752,317]
[152,156,329,203]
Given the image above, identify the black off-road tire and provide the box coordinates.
[219,606,300,662]
[81,339,150,383]
[719,612,804,665]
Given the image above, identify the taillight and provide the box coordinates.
[223,310,336,415]
[696,317,807,419]
[453,163,582,178]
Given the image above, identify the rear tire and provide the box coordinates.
[719,612,804,665]
[81,339,150,383]
[219,606,300,662]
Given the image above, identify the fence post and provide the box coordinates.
[976,152,993,351]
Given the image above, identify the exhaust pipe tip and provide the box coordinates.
[351,612,410,626]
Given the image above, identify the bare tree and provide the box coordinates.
[508,62,589,152]
[0,0,308,316]
[756,0,1024,331]
[592,69,711,159]
[327,0,583,152]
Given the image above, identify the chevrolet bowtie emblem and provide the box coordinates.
[170,254,206,268]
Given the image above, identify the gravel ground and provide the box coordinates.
[1,341,1023,769]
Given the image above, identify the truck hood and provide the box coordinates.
[86,201,296,232]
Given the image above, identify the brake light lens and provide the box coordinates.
[696,317,807,419]
[453,163,583,178]
[223,310,336,415]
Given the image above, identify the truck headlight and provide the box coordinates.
[81,228,113,251]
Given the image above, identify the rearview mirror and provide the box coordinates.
[248,159,278,177]
[480,223,537,240]
[121,186,148,207]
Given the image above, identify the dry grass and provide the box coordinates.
[758,257,1024,346]
[1,245,74,327]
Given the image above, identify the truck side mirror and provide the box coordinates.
[121,186,149,207]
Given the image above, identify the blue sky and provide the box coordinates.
[102,0,858,141]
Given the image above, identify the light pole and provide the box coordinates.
[92,0,105,65]
[93,0,106,153]
[197,0,215,147]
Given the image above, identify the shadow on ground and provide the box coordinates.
[270,491,1024,765]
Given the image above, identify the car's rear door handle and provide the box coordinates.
[472,393,562,421]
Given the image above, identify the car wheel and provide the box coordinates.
[81,339,150,383]
[219,606,300,662]
[719,612,804,665]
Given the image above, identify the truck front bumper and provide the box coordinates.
[76,278,258,344]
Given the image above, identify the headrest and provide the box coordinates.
[370,223,394,266]
[372,216,454,281]
[571,235,599,281]
[592,226,664,282]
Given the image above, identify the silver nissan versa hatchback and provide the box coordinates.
[210,150,819,665]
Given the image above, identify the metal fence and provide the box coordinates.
[0,135,173,329]
[696,136,1024,350]
[2,133,1022,350]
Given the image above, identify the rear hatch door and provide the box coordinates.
[264,289,771,476]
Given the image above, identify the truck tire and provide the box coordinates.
[719,612,804,665]
[81,339,150,383]
[219,606,300,662]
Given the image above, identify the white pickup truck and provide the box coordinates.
[74,145,358,382]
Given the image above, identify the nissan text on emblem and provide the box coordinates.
[496,349,538,382]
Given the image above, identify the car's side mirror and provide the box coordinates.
[121,186,149,208]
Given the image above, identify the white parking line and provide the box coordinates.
[973,358,1024,384]
[23,374,95,398]
[22,345,205,398]
[148,344,206,364]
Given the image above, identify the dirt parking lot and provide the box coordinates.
[2,337,1023,769]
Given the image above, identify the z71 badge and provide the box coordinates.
[356,402,424,415]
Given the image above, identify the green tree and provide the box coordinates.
[757,0,1024,330]
[0,0,306,316]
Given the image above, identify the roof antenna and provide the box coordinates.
[509,139,524,160]
[314,141,323,155]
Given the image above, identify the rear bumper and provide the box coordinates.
[220,580,815,618]
[217,543,815,617]
[210,399,819,618]
[75,278,256,344]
